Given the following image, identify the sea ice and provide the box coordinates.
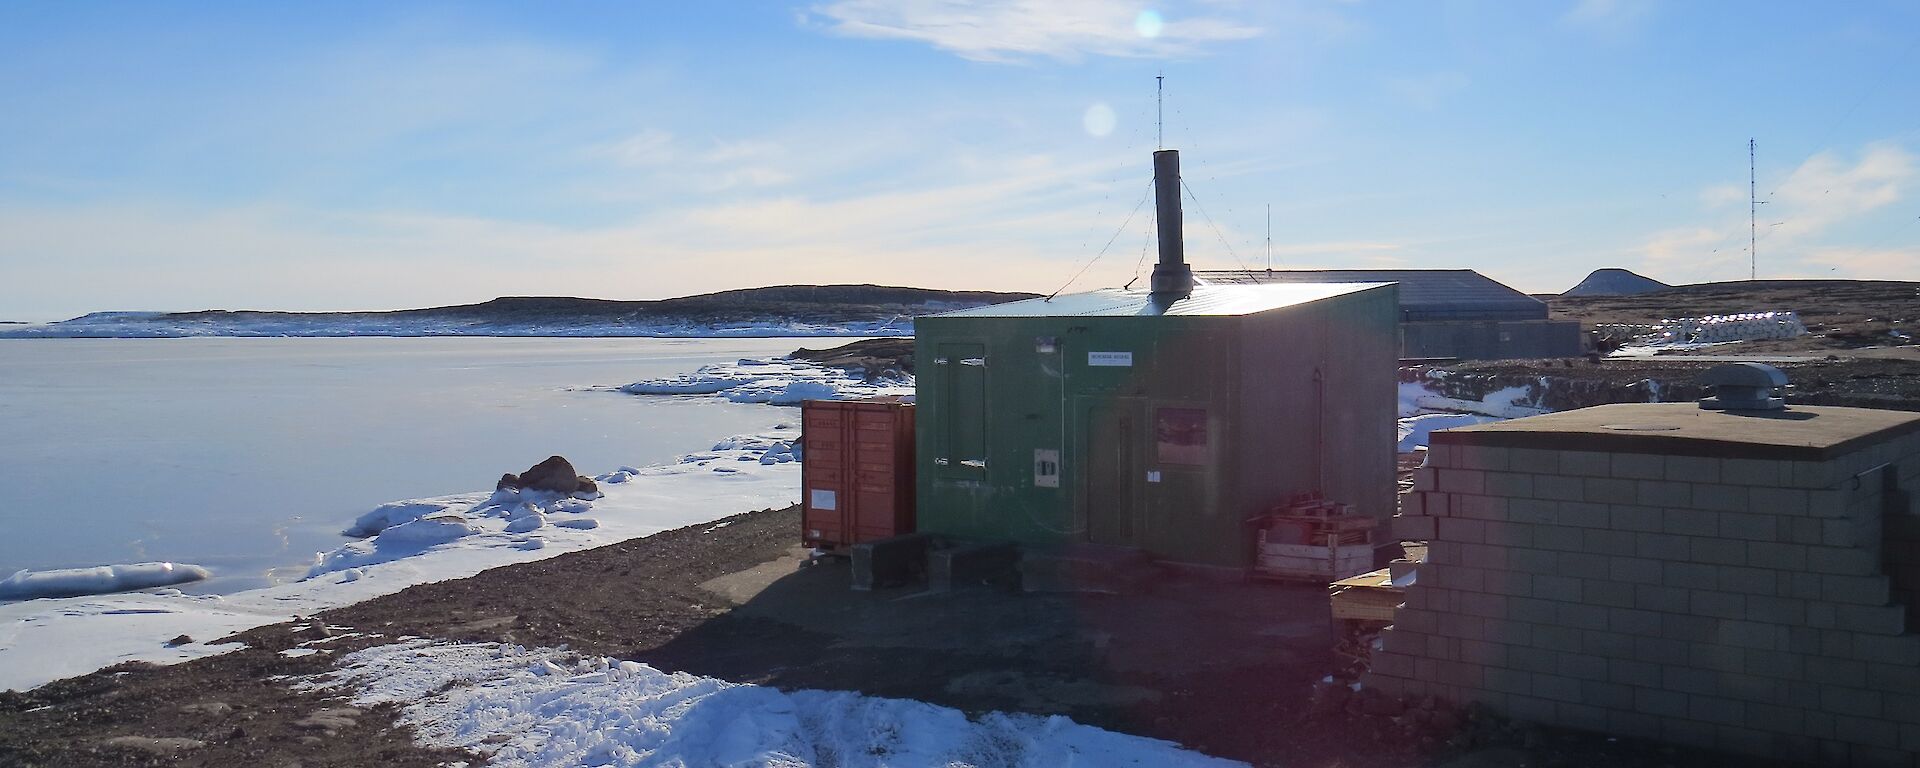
[0,313,918,340]
[621,357,910,406]
[0,428,803,692]
[0,562,213,601]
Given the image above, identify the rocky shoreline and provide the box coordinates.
[1,502,1789,768]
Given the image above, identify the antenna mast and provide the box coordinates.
[1155,73,1164,150]
[1749,138,1757,281]
[1266,203,1272,271]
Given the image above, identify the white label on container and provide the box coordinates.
[1146,470,1162,483]
[810,489,837,511]
[1088,351,1133,367]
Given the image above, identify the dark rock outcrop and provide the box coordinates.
[1561,268,1670,297]
[499,456,580,494]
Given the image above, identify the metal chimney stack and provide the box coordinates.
[1149,149,1194,300]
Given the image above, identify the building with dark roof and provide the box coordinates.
[1199,269,1583,360]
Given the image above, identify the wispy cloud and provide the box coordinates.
[1800,245,1920,279]
[1768,143,1913,240]
[593,131,795,192]
[602,129,676,166]
[1383,71,1470,110]
[1561,0,1655,36]
[0,153,1158,315]
[1628,142,1918,282]
[804,0,1262,63]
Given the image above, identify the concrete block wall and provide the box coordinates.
[1882,461,1920,630]
[1370,434,1920,766]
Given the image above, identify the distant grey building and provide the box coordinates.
[1199,269,1583,361]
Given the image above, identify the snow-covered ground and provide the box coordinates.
[0,431,804,693]
[1395,379,1533,452]
[1397,413,1499,452]
[0,313,914,339]
[621,358,912,405]
[307,639,1246,768]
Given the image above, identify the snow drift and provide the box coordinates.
[310,639,1245,768]
[0,562,212,600]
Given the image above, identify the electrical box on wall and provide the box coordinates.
[1033,449,1060,488]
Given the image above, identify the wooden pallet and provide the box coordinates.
[1250,494,1378,584]
[1329,567,1405,623]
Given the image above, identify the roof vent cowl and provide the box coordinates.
[1698,362,1788,411]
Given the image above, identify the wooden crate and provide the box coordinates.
[1329,568,1405,623]
[1251,494,1377,583]
[1254,532,1373,581]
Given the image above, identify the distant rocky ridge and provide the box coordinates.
[0,285,1038,339]
[1561,268,1670,297]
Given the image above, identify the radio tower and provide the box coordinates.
[1749,138,1758,281]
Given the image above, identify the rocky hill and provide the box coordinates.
[1561,268,1669,296]
[2,285,1039,339]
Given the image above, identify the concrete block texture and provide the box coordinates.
[1392,514,1435,541]
[1611,452,1666,480]
[1560,450,1611,477]
[1374,448,1920,767]
[1665,455,1723,483]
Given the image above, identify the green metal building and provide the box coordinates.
[912,149,1401,570]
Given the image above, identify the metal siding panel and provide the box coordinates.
[930,283,1386,318]
[800,400,850,547]
[850,404,906,542]
[1198,269,1547,321]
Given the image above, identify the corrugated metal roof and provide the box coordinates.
[928,282,1387,319]
[1198,269,1547,321]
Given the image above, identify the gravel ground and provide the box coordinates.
[0,504,1801,768]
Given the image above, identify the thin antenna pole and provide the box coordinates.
[1156,73,1164,150]
[1750,138,1757,281]
[1265,203,1272,271]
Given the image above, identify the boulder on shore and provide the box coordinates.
[498,456,581,494]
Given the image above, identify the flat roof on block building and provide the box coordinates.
[1432,402,1920,461]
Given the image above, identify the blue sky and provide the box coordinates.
[2,1,1917,318]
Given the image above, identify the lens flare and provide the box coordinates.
[1083,103,1116,138]
[1135,9,1164,39]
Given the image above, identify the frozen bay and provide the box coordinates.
[0,336,816,592]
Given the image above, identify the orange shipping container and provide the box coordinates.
[800,398,916,549]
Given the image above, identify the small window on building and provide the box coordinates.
[1155,407,1208,465]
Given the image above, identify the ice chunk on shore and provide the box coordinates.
[309,516,482,578]
[504,514,546,534]
[343,500,455,537]
[313,640,1245,768]
[0,562,213,600]
[378,516,481,547]
[621,358,911,406]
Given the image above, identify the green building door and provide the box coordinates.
[1081,396,1146,547]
